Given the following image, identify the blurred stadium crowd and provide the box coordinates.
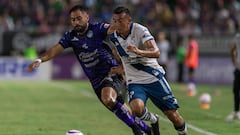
[0,0,235,84]
[1,0,240,35]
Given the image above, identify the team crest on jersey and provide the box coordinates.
[87,30,93,38]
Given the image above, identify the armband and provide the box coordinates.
[35,58,42,63]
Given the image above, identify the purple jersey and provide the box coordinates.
[59,22,119,89]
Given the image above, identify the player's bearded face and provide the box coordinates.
[74,23,87,33]
[70,10,89,33]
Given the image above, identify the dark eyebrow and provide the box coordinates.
[113,17,126,21]
[70,16,82,20]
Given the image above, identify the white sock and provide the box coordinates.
[139,108,157,124]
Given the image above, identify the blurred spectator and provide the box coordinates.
[227,33,240,122]
[185,34,199,96]
[38,20,51,34]
[176,37,186,83]
[0,0,240,35]
[1,0,240,56]
[156,31,170,79]
[24,46,37,60]
[1,10,15,31]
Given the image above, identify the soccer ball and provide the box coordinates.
[66,130,84,135]
[199,93,211,103]
[199,93,211,109]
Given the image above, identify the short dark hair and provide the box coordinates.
[69,5,89,14]
[113,6,131,16]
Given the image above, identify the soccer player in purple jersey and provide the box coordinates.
[26,5,153,135]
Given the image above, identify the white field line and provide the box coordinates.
[158,115,218,135]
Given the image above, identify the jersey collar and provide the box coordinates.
[117,22,133,40]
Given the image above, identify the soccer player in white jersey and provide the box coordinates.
[227,33,240,121]
[109,6,187,135]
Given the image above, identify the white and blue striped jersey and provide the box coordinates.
[110,22,165,85]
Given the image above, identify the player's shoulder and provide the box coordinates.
[132,23,150,37]
[63,29,76,36]
[133,22,149,31]
[61,29,76,40]
[90,22,109,29]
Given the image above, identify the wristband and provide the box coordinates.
[35,58,42,63]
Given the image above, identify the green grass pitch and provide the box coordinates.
[0,80,239,135]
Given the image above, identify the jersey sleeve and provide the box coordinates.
[97,22,109,39]
[138,25,154,44]
[58,31,71,49]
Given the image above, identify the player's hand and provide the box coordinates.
[127,45,139,54]
[109,66,124,75]
[26,60,41,72]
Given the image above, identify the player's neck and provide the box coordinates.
[120,29,130,38]
[119,24,131,38]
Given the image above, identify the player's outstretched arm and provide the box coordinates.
[26,44,64,72]
[127,39,160,58]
